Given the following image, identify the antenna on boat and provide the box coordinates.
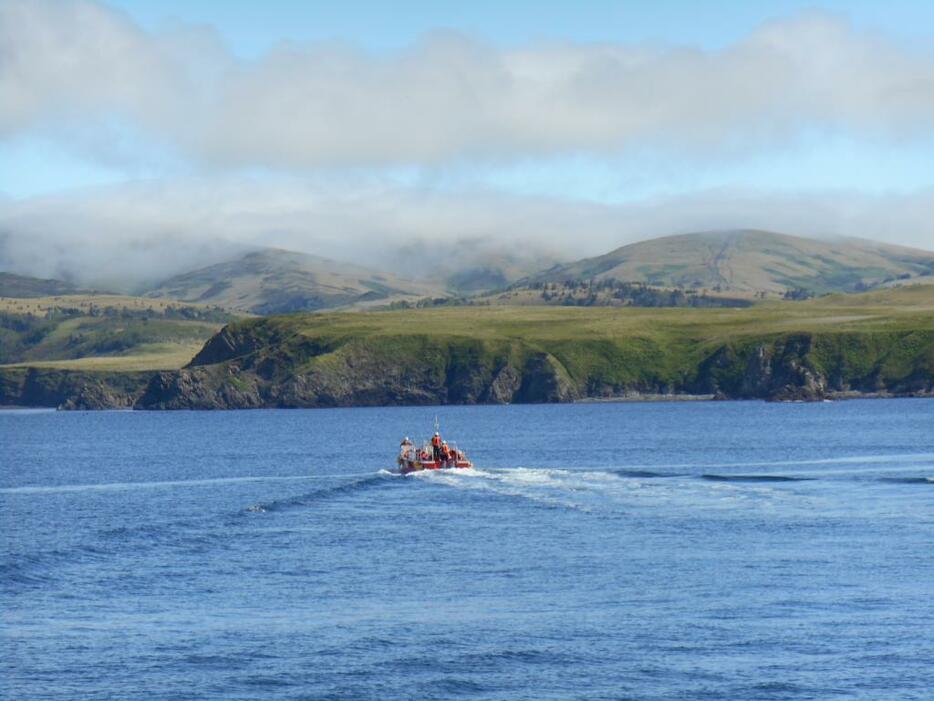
[434,415,440,434]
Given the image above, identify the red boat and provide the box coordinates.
[397,421,473,474]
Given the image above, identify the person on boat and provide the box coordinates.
[399,437,413,461]
[440,441,452,466]
[431,432,442,462]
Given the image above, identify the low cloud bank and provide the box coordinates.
[1,181,932,290]
[2,2,932,290]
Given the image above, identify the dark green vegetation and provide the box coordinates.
[0,367,152,410]
[3,286,931,409]
[2,231,933,409]
[485,279,754,308]
[0,295,235,370]
[525,230,934,295]
[132,285,934,410]
[145,248,444,314]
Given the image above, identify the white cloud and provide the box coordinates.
[1,179,932,290]
[2,0,933,168]
[1,1,932,289]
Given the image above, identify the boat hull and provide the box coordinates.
[398,458,473,475]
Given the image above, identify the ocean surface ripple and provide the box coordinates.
[2,399,933,700]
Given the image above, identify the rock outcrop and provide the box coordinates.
[0,368,152,409]
[130,324,933,409]
[135,335,585,409]
[3,323,931,410]
[691,332,933,401]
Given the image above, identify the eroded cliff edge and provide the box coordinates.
[3,306,931,410]
[132,319,933,409]
[0,367,152,410]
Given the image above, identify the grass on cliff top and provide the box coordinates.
[6,285,932,376]
[0,343,206,371]
[259,284,934,345]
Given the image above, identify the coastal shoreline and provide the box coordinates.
[2,383,931,411]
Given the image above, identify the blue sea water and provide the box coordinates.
[2,399,933,700]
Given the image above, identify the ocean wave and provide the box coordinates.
[5,471,402,592]
[392,464,930,520]
[410,465,834,516]
[1,541,116,590]
[410,467,602,512]
[617,452,934,473]
[0,473,367,495]
[244,472,398,514]
[877,476,934,484]
[700,474,812,483]
[613,469,683,479]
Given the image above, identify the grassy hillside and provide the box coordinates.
[526,230,934,295]
[4,285,931,409]
[219,284,934,343]
[0,294,236,370]
[134,285,934,409]
[145,248,446,314]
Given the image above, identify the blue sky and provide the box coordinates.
[1,0,932,201]
[1,0,933,283]
[111,0,934,55]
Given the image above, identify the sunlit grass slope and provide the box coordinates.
[155,284,933,408]
[0,294,237,371]
[254,284,934,343]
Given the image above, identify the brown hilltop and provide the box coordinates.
[526,230,934,294]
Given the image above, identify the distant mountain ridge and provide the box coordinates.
[5,231,933,315]
[525,230,934,294]
[0,272,101,298]
[144,248,445,314]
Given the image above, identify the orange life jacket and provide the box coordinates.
[432,435,442,448]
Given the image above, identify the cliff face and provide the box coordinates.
[0,368,152,409]
[692,332,934,401]
[130,320,934,409]
[136,336,583,410]
[3,319,931,410]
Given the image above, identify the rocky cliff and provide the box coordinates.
[131,320,933,409]
[136,336,582,410]
[0,367,152,409]
[4,300,932,410]
[692,332,933,401]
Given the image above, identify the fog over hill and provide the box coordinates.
[526,230,934,294]
[4,227,934,314]
[2,4,933,294]
[144,248,445,314]
[2,184,933,294]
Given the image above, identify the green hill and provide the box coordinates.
[145,248,445,314]
[133,285,934,409]
[3,285,932,410]
[0,294,236,370]
[526,230,934,294]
